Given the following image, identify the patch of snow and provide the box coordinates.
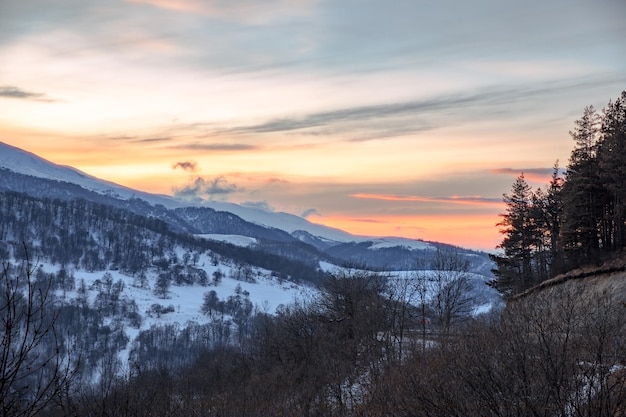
[367,237,434,251]
[319,261,340,272]
[472,303,494,316]
[0,141,180,208]
[35,249,318,353]
[0,142,357,243]
[195,234,258,247]
[200,200,356,243]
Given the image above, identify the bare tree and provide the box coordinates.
[418,249,475,336]
[1,247,77,417]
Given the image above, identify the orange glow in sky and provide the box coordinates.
[1,0,624,251]
[308,213,504,252]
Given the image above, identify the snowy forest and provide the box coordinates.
[1,91,626,417]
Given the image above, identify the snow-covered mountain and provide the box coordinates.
[0,141,501,384]
[0,141,354,244]
[0,141,179,208]
[0,141,494,275]
[201,200,355,243]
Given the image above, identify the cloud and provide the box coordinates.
[134,137,172,143]
[490,167,553,176]
[240,201,274,212]
[301,208,320,218]
[173,176,241,200]
[178,143,258,151]
[213,74,626,141]
[126,0,318,24]
[108,135,138,141]
[351,193,502,207]
[172,160,198,172]
[127,0,207,14]
[0,86,55,102]
[490,167,565,183]
[350,218,389,224]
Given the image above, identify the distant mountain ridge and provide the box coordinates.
[0,141,354,243]
[0,141,493,274]
[0,141,501,392]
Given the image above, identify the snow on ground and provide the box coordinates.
[195,234,258,247]
[367,237,434,251]
[36,252,318,356]
[1,142,439,252]
[0,141,179,208]
[319,261,341,273]
[201,200,357,243]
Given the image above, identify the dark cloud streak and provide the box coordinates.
[301,208,319,218]
[212,74,626,140]
[172,161,198,172]
[177,143,258,151]
[0,86,56,102]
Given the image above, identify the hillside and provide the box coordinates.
[0,142,506,416]
[0,141,495,274]
[513,252,626,301]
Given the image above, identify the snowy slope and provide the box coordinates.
[201,200,356,242]
[36,249,318,366]
[195,234,258,247]
[0,141,358,243]
[367,237,434,251]
[0,141,180,208]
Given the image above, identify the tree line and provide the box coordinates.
[491,91,626,295]
[0,191,325,285]
[3,244,626,416]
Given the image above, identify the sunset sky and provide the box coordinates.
[1,0,625,250]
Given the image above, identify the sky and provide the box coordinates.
[0,0,625,251]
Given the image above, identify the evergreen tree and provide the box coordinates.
[561,105,612,265]
[491,173,537,295]
[533,162,564,277]
[598,91,626,251]
[493,92,626,294]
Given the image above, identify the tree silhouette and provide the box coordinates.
[1,246,77,417]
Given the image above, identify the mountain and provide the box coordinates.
[0,141,501,392]
[0,141,494,273]
[0,142,178,207]
[0,141,354,243]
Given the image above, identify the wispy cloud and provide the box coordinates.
[351,193,502,207]
[0,86,55,102]
[134,137,172,143]
[240,201,274,212]
[490,168,553,176]
[350,218,389,224]
[172,160,198,172]
[301,208,319,218]
[490,167,565,183]
[127,0,318,24]
[177,143,258,151]
[173,175,241,200]
[127,0,207,14]
[107,135,138,141]
[211,74,626,141]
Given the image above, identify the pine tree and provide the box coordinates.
[560,106,606,265]
[491,174,537,295]
[598,91,626,251]
[533,162,564,277]
[492,91,626,294]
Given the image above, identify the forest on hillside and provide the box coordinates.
[4,251,626,417]
[491,91,626,296]
[2,91,626,416]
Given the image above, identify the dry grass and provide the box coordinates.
[512,253,626,302]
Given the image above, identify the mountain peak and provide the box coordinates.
[0,142,355,243]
